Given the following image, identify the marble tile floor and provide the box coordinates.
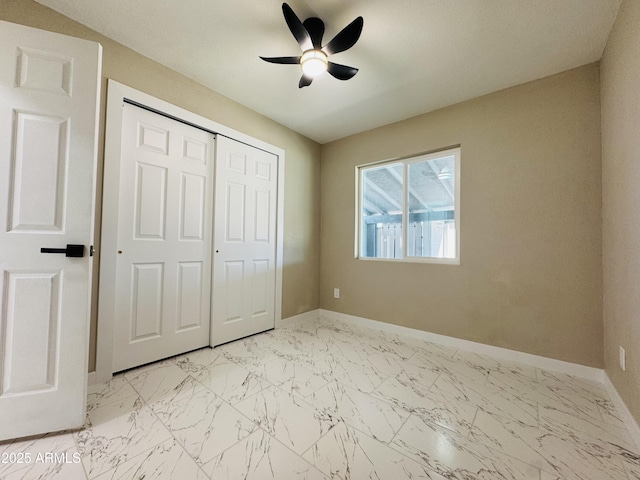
[1,316,639,480]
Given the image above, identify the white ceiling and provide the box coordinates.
[36,0,621,144]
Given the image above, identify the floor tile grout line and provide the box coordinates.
[321,375,408,418]
[127,364,261,479]
[467,406,480,440]
[307,416,446,479]
[296,420,337,462]
[387,410,413,446]
[384,424,463,479]
[251,424,330,478]
[84,375,141,412]
[174,438,213,480]
[481,437,554,479]
[119,373,188,473]
[228,375,348,464]
[384,426,448,474]
[75,374,167,480]
[172,400,328,479]
[391,410,549,480]
[69,428,91,480]
[189,363,271,409]
[195,400,265,476]
[309,381,412,446]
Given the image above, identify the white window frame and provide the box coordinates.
[355,147,461,265]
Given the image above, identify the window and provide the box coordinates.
[357,147,460,264]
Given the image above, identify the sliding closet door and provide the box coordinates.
[212,136,278,346]
[111,104,214,372]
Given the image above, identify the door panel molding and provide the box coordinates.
[2,270,61,395]
[96,81,284,383]
[9,111,69,232]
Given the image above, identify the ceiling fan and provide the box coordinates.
[260,3,364,88]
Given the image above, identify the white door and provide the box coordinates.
[112,104,214,372]
[0,21,101,440]
[212,136,278,346]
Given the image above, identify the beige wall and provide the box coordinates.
[601,0,640,423]
[0,0,322,371]
[320,64,603,367]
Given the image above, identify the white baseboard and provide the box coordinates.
[603,372,640,450]
[319,309,604,382]
[87,371,97,387]
[276,309,321,329]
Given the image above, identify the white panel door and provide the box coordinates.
[0,21,101,440]
[112,104,214,372]
[212,136,278,346]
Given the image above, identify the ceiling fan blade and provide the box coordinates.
[323,16,364,56]
[299,74,313,88]
[260,56,301,65]
[282,3,313,51]
[327,62,358,80]
[303,17,325,49]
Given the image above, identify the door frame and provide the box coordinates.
[95,80,284,384]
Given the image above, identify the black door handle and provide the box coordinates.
[40,244,85,257]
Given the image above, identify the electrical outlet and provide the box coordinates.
[333,288,340,299]
[619,346,626,371]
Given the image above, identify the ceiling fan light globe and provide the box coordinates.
[301,50,328,77]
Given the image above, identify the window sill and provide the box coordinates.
[356,256,460,266]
